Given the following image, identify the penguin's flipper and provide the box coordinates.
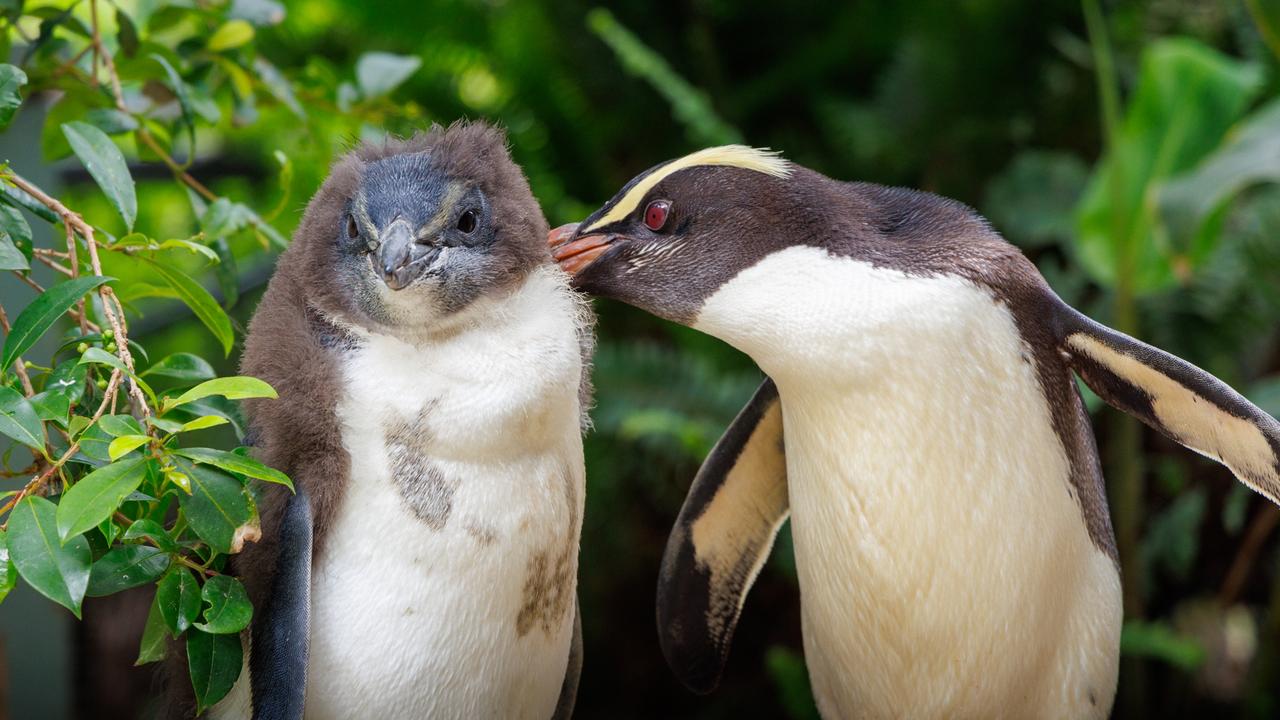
[250,484,313,720]
[657,378,788,694]
[1060,307,1280,505]
[551,597,583,720]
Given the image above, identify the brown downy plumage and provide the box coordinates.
[162,121,568,718]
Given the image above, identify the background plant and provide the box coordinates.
[2,1,1280,719]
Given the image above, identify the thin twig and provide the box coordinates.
[1220,503,1280,606]
[0,304,34,396]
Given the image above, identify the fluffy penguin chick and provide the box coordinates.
[551,146,1280,720]
[200,123,591,720]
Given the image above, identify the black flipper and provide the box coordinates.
[250,484,313,720]
[551,597,583,720]
[656,378,788,694]
[1059,305,1280,505]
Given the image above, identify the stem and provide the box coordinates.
[0,304,34,396]
[1219,503,1280,606]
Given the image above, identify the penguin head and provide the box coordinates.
[296,122,548,334]
[549,145,795,323]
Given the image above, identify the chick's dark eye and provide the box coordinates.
[644,200,670,231]
[457,209,478,234]
[346,214,359,239]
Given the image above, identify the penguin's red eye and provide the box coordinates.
[644,200,670,231]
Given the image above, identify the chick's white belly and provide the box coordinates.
[302,452,578,720]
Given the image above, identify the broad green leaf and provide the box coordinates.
[87,545,169,596]
[176,447,292,490]
[157,567,201,634]
[41,359,87,412]
[0,528,16,604]
[195,575,252,633]
[208,19,254,51]
[253,56,304,118]
[79,346,129,375]
[137,593,168,664]
[188,628,243,713]
[56,456,150,540]
[201,198,253,239]
[0,234,26,270]
[1159,98,1280,253]
[355,52,421,98]
[211,237,239,308]
[1075,39,1263,294]
[151,54,196,158]
[0,181,59,223]
[0,63,27,129]
[122,519,179,553]
[99,414,145,437]
[179,416,229,432]
[142,353,216,384]
[62,122,137,231]
[1120,620,1206,670]
[0,385,45,451]
[177,461,255,554]
[0,203,33,261]
[30,391,69,424]
[158,238,219,262]
[76,422,114,463]
[145,260,234,355]
[108,434,150,460]
[8,496,91,617]
[165,376,276,411]
[169,396,246,439]
[2,275,110,373]
[84,108,139,134]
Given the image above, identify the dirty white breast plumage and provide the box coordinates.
[296,266,584,720]
[694,246,1121,720]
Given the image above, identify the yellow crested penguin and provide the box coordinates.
[549,146,1280,719]
[179,124,592,719]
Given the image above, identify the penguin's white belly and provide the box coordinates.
[216,268,586,720]
[695,247,1122,720]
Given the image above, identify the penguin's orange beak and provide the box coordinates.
[549,223,613,276]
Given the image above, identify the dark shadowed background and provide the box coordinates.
[3,0,1280,718]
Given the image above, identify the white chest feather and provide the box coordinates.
[695,247,1121,720]
[221,268,587,720]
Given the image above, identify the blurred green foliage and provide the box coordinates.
[0,0,1279,718]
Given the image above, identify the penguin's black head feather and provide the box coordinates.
[295,121,548,333]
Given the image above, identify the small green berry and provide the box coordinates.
[106,342,118,353]
[22,360,33,368]
[76,342,89,354]
[102,329,114,340]
[95,378,107,390]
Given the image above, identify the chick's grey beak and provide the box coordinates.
[379,222,417,291]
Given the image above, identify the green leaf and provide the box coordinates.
[1120,620,1206,670]
[40,359,88,417]
[355,52,422,98]
[62,121,137,231]
[79,346,129,374]
[76,422,114,463]
[0,203,33,262]
[144,260,234,355]
[157,567,201,634]
[0,181,58,224]
[86,545,169,596]
[168,396,246,439]
[176,447,292,490]
[211,236,239,308]
[178,415,229,433]
[0,528,17,605]
[1075,38,1263,294]
[188,628,243,713]
[142,352,216,384]
[56,456,150,541]
[122,519,179,553]
[253,56,304,119]
[0,234,27,270]
[157,238,220,263]
[208,19,254,52]
[0,385,45,452]
[2,275,110,373]
[177,461,254,554]
[165,376,276,412]
[99,414,145,437]
[8,496,91,617]
[151,54,196,158]
[195,575,252,633]
[0,63,27,129]
[201,198,253,239]
[85,108,139,135]
[108,434,150,460]
[137,593,168,664]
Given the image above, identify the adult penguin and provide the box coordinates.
[549,146,1280,719]
[169,123,592,720]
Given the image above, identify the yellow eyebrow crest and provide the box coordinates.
[580,145,791,233]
